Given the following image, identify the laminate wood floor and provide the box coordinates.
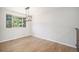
[0,36,77,52]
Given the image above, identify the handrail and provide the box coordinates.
[75,28,79,30]
[75,28,79,52]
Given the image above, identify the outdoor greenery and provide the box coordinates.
[6,14,26,28]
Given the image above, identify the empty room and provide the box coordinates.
[0,7,79,52]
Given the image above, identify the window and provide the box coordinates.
[6,14,26,28]
[6,14,12,28]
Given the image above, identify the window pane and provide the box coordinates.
[23,18,26,27]
[6,14,12,28]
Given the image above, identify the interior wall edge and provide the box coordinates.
[0,35,32,43]
[33,34,76,48]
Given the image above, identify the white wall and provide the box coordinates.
[5,7,26,14]
[30,7,79,48]
[0,8,3,40]
[0,7,32,42]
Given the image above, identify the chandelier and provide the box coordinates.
[25,7,32,22]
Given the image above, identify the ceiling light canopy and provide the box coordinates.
[25,7,30,10]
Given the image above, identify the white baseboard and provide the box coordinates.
[0,35,32,43]
[33,34,76,48]
[0,34,76,48]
